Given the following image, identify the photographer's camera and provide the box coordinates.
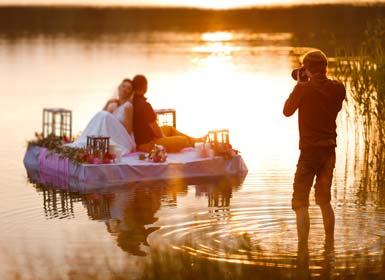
[291,67,308,82]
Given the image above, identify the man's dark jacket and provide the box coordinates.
[283,74,346,150]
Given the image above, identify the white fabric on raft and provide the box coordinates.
[66,110,136,154]
[23,146,248,192]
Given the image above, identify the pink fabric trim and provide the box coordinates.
[38,147,69,189]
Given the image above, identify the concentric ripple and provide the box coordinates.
[154,203,385,276]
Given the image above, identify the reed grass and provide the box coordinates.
[334,19,385,185]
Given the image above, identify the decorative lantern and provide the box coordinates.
[155,108,176,128]
[84,194,111,220]
[42,108,72,139]
[41,188,81,219]
[207,129,231,155]
[86,135,110,158]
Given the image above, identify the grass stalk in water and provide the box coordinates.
[334,19,385,184]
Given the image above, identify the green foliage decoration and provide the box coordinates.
[28,133,88,164]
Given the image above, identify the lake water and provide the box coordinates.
[1,6,385,280]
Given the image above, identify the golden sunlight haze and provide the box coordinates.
[0,0,383,8]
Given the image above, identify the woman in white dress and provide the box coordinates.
[68,79,136,154]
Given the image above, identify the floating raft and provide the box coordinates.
[23,146,248,192]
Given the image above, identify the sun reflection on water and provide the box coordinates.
[201,31,234,42]
[174,31,297,171]
[193,32,240,56]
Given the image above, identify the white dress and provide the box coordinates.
[67,102,136,154]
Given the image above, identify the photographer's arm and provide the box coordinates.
[283,85,302,117]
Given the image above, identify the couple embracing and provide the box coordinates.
[70,75,201,154]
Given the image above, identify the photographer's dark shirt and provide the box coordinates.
[283,74,346,150]
[133,95,157,146]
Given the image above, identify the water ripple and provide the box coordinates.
[155,204,385,276]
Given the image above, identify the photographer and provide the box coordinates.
[283,50,345,245]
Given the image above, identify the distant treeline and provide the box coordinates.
[1,4,385,33]
[0,4,384,46]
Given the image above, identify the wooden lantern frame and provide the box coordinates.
[86,135,110,158]
[155,108,176,128]
[207,129,231,155]
[42,108,72,139]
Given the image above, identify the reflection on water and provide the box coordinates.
[25,171,385,279]
[29,174,245,258]
[1,7,385,278]
[22,154,385,279]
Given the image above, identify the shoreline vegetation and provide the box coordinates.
[334,19,385,187]
[1,4,384,54]
[0,4,384,35]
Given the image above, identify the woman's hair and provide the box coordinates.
[301,50,328,74]
[133,74,148,95]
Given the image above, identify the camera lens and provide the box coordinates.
[291,67,308,82]
[291,68,300,80]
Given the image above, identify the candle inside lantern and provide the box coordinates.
[86,135,110,159]
[194,142,204,158]
[109,145,122,163]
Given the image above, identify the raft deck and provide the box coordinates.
[24,146,248,192]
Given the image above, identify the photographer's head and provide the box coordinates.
[301,50,328,75]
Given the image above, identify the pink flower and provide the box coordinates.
[87,156,94,164]
[102,158,111,164]
[149,144,167,162]
[104,152,116,160]
[152,155,161,162]
[92,157,102,164]
[81,152,90,161]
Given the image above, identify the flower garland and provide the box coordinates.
[28,133,115,165]
[28,132,68,151]
[80,150,116,164]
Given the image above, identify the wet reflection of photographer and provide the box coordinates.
[283,50,345,245]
